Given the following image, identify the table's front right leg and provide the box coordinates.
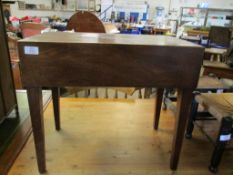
[27,87,46,173]
[170,88,193,170]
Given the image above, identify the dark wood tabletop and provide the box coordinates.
[18,32,204,173]
[19,32,201,45]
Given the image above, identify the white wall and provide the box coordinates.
[10,0,102,19]
[9,0,233,20]
[10,0,75,19]
[100,0,113,19]
[171,0,233,11]
[101,0,170,18]
[101,0,233,20]
[147,0,170,18]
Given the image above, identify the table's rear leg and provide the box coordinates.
[185,96,198,139]
[170,88,193,170]
[27,88,46,173]
[52,87,60,131]
[154,88,164,130]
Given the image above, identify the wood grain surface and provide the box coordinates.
[18,32,204,172]
[19,32,202,46]
[18,32,204,88]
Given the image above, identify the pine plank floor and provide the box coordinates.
[7,98,233,175]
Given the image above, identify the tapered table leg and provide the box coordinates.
[27,88,46,173]
[170,88,193,170]
[52,87,60,131]
[154,88,164,130]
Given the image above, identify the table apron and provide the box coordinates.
[19,43,204,88]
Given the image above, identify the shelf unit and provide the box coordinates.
[180,7,233,27]
[206,8,233,27]
[17,0,98,13]
[180,7,207,26]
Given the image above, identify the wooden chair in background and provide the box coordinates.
[67,11,106,33]
[67,11,120,34]
[185,61,233,173]
[205,26,232,62]
[208,26,232,49]
[159,60,233,172]
[187,93,233,173]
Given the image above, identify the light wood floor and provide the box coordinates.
[7,98,233,175]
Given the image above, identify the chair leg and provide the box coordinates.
[144,88,152,99]
[210,54,214,61]
[217,54,221,62]
[185,95,198,139]
[85,90,89,97]
[75,91,78,97]
[209,117,233,173]
[15,105,20,119]
[162,89,169,110]
[114,90,118,99]
[95,88,98,98]
[138,89,142,99]
[105,88,108,98]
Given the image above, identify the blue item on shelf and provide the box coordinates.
[130,12,139,23]
[119,12,125,20]
[120,28,140,35]
[200,37,208,47]
[131,30,140,34]
[142,13,147,21]
[52,25,67,31]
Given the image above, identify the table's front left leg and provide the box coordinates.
[27,87,46,173]
[170,88,194,170]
